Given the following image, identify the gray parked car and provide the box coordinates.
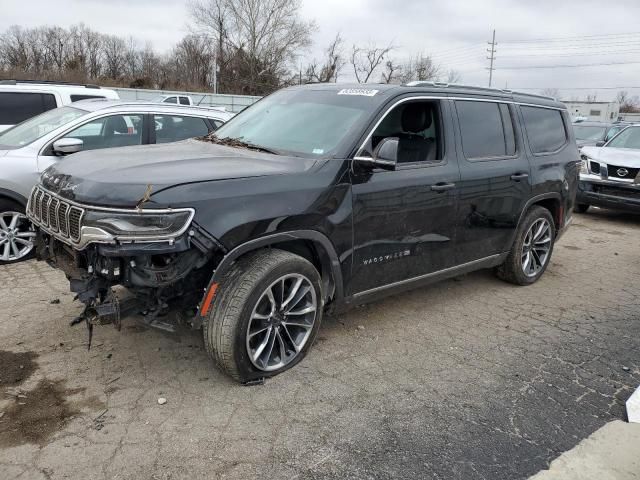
[0,99,232,264]
[572,121,629,148]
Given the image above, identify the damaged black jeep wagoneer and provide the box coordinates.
[28,83,578,383]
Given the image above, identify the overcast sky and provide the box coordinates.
[2,0,640,100]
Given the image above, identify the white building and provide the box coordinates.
[562,101,620,122]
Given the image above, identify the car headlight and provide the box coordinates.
[579,154,589,174]
[82,209,194,239]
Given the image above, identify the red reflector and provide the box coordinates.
[200,283,219,317]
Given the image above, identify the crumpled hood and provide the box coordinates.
[41,139,318,207]
[581,146,640,168]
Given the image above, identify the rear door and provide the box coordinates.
[349,97,461,295]
[452,98,532,264]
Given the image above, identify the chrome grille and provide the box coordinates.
[28,186,84,242]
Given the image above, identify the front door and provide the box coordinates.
[349,98,461,295]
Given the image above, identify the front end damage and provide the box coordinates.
[28,187,223,346]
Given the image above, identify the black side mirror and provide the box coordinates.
[596,141,606,147]
[371,137,398,170]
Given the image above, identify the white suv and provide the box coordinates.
[0,99,232,263]
[0,80,119,132]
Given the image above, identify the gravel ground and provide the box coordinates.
[0,209,638,480]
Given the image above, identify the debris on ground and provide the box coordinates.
[49,299,60,304]
[93,409,108,431]
[623,366,631,372]
[157,397,167,405]
[357,325,365,331]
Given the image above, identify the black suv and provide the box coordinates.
[27,83,578,383]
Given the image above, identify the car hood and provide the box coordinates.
[581,146,640,167]
[41,139,319,207]
[576,139,599,148]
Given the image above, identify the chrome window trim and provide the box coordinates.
[353,95,567,160]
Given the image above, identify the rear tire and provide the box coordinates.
[496,206,555,286]
[0,198,36,265]
[202,248,323,383]
[574,203,590,214]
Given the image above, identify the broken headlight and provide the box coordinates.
[82,209,194,239]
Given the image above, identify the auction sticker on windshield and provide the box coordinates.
[338,89,379,97]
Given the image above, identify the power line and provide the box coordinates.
[501,31,640,44]
[498,60,640,70]
[498,49,640,58]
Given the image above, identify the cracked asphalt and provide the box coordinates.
[0,208,639,480]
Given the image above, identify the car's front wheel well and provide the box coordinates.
[258,239,336,303]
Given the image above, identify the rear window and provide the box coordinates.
[0,92,57,125]
[70,94,106,102]
[456,100,516,159]
[521,106,567,154]
[179,96,190,105]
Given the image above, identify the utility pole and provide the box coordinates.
[487,29,497,87]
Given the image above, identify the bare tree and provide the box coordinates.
[188,0,314,94]
[398,54,440,84]
[446,69,461,84]
[540,88,560,99]
[304,33,344,83]
[381,59,401,84]
[617,91,640,113]
[351,43,393,83]
[103,35,126,79]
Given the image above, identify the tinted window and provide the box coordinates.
[363,100,442,163]
[521,106,567,154]
[155,115,209,143]
[179,97,190,105]
[63,114,144,151]
[0,92,57,124]
[163,97,178,104]
[70,94,106,102]
[456,101,515,158]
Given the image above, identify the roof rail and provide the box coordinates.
[402,81,556,101]
[0,79,102,89]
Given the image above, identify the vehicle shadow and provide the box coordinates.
[576,207,640,227]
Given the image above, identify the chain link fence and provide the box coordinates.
[112,87,261,113]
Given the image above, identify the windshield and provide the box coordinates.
[213,88,378,157]
[573,125,607,141]
[0,106,87,149]
[606,126,640,149]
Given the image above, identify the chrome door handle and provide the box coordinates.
[431,182,456,192]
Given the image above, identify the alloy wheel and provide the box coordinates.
[0,211,36,263]
[521,218,552,277]
[246,273,317,372]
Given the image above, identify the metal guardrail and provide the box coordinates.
[112,87,261,113]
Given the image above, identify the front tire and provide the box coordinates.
[496,206,556,286]
[0,199,36,265]
[203,249,323,383]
